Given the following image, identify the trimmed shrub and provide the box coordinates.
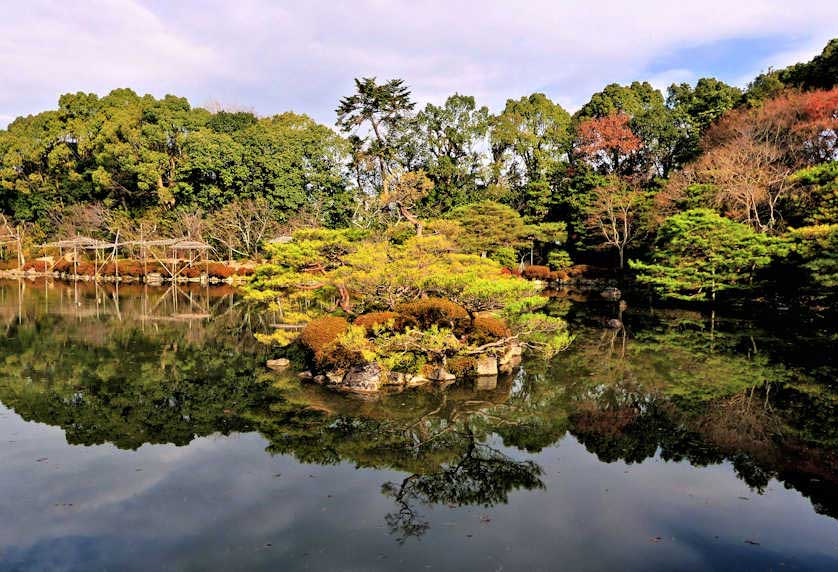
[396,298,469,329]
[117,261,145,277]
[22,260,50,272]
[203,263,234,278]
[522,265,552,280]
[179,266,202,278]
[353,311,411,333]
[299,316,349,360]
[234,266,255,276]
[469,315,511,346]
[566,264,591,277]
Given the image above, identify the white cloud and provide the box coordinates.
[0,0,221,122]
[0,0,836,127]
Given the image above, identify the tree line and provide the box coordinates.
[0,39,836,304]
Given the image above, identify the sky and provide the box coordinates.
[0,0,836,128]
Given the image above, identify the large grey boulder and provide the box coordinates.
[339,363,385,393]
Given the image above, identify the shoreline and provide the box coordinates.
[0,268,251,286]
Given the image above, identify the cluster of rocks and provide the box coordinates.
[272,340,524,395]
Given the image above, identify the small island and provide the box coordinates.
[248,224,573,392]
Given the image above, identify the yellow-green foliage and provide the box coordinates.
[547,249,573,270]
[330,324,461,374]
[252,231,540,319]
[255,329,300,346]
[261,228,369,273]
[249,226,571,367]
[373,326,462,362]
[333,325,377,363]
[509,313,573,359]
[787,224,838,289]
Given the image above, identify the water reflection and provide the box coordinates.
[0,280,836,569]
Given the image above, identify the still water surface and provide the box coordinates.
[0,280,836,571]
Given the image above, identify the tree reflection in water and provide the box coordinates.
[0,279,836,539]
[382,424,544,542]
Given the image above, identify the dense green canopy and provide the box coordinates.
[0,39,836,309]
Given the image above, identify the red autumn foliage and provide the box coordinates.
[300,316,351,366]
[522,265,553,280]
[181,266,203,278]
[575,113,642,174]
[704,87,838,167]
[116,261,148,276]
[205,263,235,278]
[664,88,838,231]
[32,256,245,279]
[21,260,50,272]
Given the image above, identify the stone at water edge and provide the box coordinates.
[427,367,456,382]
[385,372,431,388]
[341,363,384,393]
[266,358,291,371]
[384,372,408,387]
[297,371,314,380]
[476,355,498,376]
[406,375,431,388]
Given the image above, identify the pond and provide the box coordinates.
[0,280,836,571]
